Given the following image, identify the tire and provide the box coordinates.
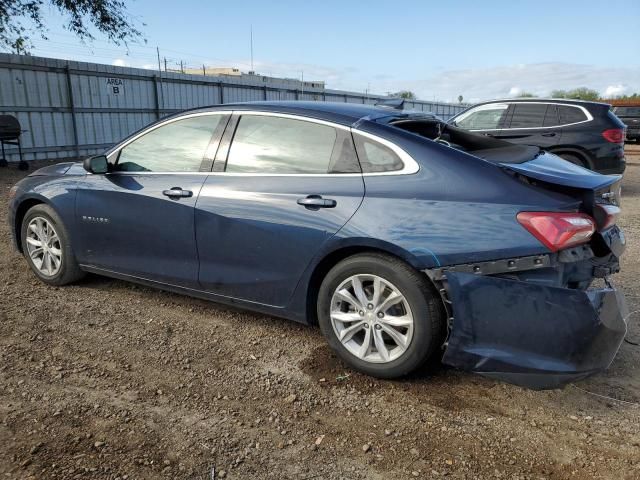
[317,253,446,379]
[558,153,587,169]
[20,204,85,286]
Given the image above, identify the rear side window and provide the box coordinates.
[507,103,547,128]
[226,115,337,174]
[558,106,588,125]
[117,115,223,172]
[354,134,404,173]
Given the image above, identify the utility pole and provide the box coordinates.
[155,47,164,117]
[250,25,254,72]
[203,64,206,76]
[156,47,162,78]
[180,60,184,74]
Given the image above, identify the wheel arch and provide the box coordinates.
[303,242,438,326]
[547,146,593,169]
[13,196,51,253]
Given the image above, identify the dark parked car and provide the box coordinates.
[449,99,626,174]
[8,101,628,389]
[612,105,640,143]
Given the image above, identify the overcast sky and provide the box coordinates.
[17,0,640,102]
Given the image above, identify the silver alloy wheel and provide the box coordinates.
[330,274,414,363]
[26,216,62,277]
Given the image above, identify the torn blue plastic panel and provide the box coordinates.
[442,272,628,390]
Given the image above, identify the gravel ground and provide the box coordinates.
[1,146,640,480]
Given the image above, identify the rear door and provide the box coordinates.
[76,112,228,287]
[195,112,365,307]
[495,102,561,148]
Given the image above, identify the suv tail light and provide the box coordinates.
[517,212,596,252]
[602,128,624,143]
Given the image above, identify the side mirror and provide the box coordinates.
[83,155,109,174]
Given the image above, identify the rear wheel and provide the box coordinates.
[21,204,85,286]
[317,253,445,378]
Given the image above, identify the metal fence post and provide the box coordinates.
[64,65,80,159]
[152,75,161,120]
[219,83,224,104]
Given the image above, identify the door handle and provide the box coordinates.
[297,195,337,210]
[163,187,193,198]
[541,132,557,137]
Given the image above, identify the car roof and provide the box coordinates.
[469,98,611,108]
[183,101,437,126]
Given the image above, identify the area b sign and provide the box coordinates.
[106,77,124,95]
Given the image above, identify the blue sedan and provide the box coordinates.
[7,101,628,389]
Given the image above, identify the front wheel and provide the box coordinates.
[317,253,445,379]
[21,204,85,286]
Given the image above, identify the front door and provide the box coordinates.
[451,102,509,139]
[75,113,228,287]
[195,113,365,307]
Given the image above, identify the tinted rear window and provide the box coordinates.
[558,106,588,125]
[508,103,547,128]
[353,134,404,173]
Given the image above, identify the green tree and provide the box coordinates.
[457,95,464,104]
[517,92,537,98]
[0,0,143,53]
[392,90,417,100]
[551,87,600,101]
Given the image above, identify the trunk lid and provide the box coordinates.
[500,151,621,191]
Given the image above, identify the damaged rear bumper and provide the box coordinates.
[440,272,628,390]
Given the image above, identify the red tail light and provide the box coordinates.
[517,212,596,252]
[602,128,624,143]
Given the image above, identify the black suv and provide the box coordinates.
[449,99,626,174]
[612,105,640,143]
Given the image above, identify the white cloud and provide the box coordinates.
[106,58,640,104]
[373,63,640,102]
[112,58,128,67]
[604,84,629,97]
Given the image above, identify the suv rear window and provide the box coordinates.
[557,106,588,125]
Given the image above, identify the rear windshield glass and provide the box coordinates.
[388,118,539,164]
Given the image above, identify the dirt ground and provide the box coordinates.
[1,146,640,480]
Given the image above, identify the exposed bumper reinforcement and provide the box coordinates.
[441,272,628,390]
